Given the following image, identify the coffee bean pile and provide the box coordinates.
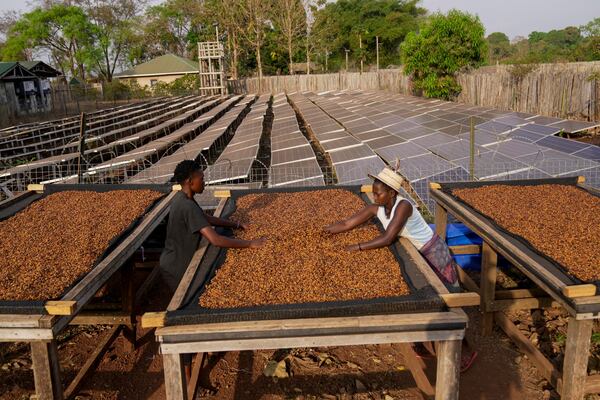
[199,189,410,308]
[453,184,600,282]
[0,190,163,301]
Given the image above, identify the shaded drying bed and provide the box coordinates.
[0,190,163,301]
[452,184,600,282]
[199,189,410,308]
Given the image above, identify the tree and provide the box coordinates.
[312,0,425,72]
[272,0,306,74]
[144,0,206,59]
[236,0,273,80]
[2,5,97,80]
[76,0,145,81]
[401,9,486,99]
[486,32,511,63]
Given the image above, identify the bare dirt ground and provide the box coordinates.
[0,277,575,400]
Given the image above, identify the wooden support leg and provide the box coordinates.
[561,318,593,400]
[434,203,448,241]
[31,340,64,400]
[163,353,188,400]
[187,353,205,400]
[398,343,435,397]
[480,242,498,336]
[121,260,136,352]
[435,340,461,400]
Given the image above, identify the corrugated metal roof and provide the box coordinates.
[115,54,199,78]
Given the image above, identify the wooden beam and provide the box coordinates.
[27,184,44,193]
[360,184,373,193]
[172,184,182,191]
[44,301,77,316]
[429,182,441,190]
[480,242,498,336]
[213,190,231,198]
[441,292,480,307]
[187,353,205,400]
[449,244,481,255]
[577,176,586,184]
[435,339,461,400]
[455,265,480,294]
[562,318,593,399]
[397,343,435,397]
[141,312,166,329]
[495,288,547,299]
[490,297,560,312]
[30,340,63,400]
[64,326,122,399]
[163,353,188,400]
[562,284,596,298]
[494,311,561,389]
[434,203,448,241]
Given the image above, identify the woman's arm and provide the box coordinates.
[324,204,378,234]
[200,226,265,248]
[205,214,248,230]
[346,200,413,251]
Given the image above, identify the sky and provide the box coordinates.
[421,0,600,39]
[1,0,599,40]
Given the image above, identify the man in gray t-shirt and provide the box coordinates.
[159,160,266,292]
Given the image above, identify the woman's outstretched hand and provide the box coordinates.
[345,243,360,252]
[249,237,267,248]
[323,224,339,234]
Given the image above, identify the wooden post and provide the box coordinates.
[561,318,593,400]
[31,340,64,400]
[163,353,188,400]
[480,242,498,335]
[376,36,379,72]
[435,340,461,400]
[77,112,86,184]
[434,203,448,241]
[121,260,136,352]
[469,117,475,181]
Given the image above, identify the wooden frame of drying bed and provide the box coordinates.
[429,176,600,400]
[0,184,176,400]
[143,187,480,400]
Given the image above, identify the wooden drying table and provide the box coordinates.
[430,176,600,400]
[0,184,176,399]
[143,187,479,400]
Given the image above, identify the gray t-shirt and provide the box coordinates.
[160,191,210,292]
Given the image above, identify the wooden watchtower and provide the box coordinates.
[198,41,226,96]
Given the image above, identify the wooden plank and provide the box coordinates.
[31,340,63,400]
[577,176,586,184]
[44,301,77,316]
[157,311,466,337]
[63,326,122,399]
[480,242,498,336]
[490,297,560,312]
[134,262,162,306]
[494,311,561,389]
[449,244,481,255]
[434,203,448,241]
[441,292,480,307]
[159,329,466,354]
[0,328,54,341]
[187,353,205,400]
[562,284,596,298]
[167,198,227,312]
[435,340,461,400]
[27,184,44,193]
[360,184,373,193]
[0,314,42,328]
[495,288,547,300]
[141,312,166,328]
[398,238,449,295]
[562,318,593,399]
[213,190,231,198]
[163,353,188,400]
[70,312,132,325]
[429,182,441,190]
[397,343,435,397]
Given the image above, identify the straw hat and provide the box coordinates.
[368,167,404,192]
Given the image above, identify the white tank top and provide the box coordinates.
[377,196,433,250]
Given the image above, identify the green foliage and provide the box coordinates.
[149,75,199,97]
[401,9,486,99]
[102,80,133,101]
[487,32,511,63]
[312,0,426,70]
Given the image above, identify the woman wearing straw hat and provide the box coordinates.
[324,166,477,371]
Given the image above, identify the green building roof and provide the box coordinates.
[115,54,199,78]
